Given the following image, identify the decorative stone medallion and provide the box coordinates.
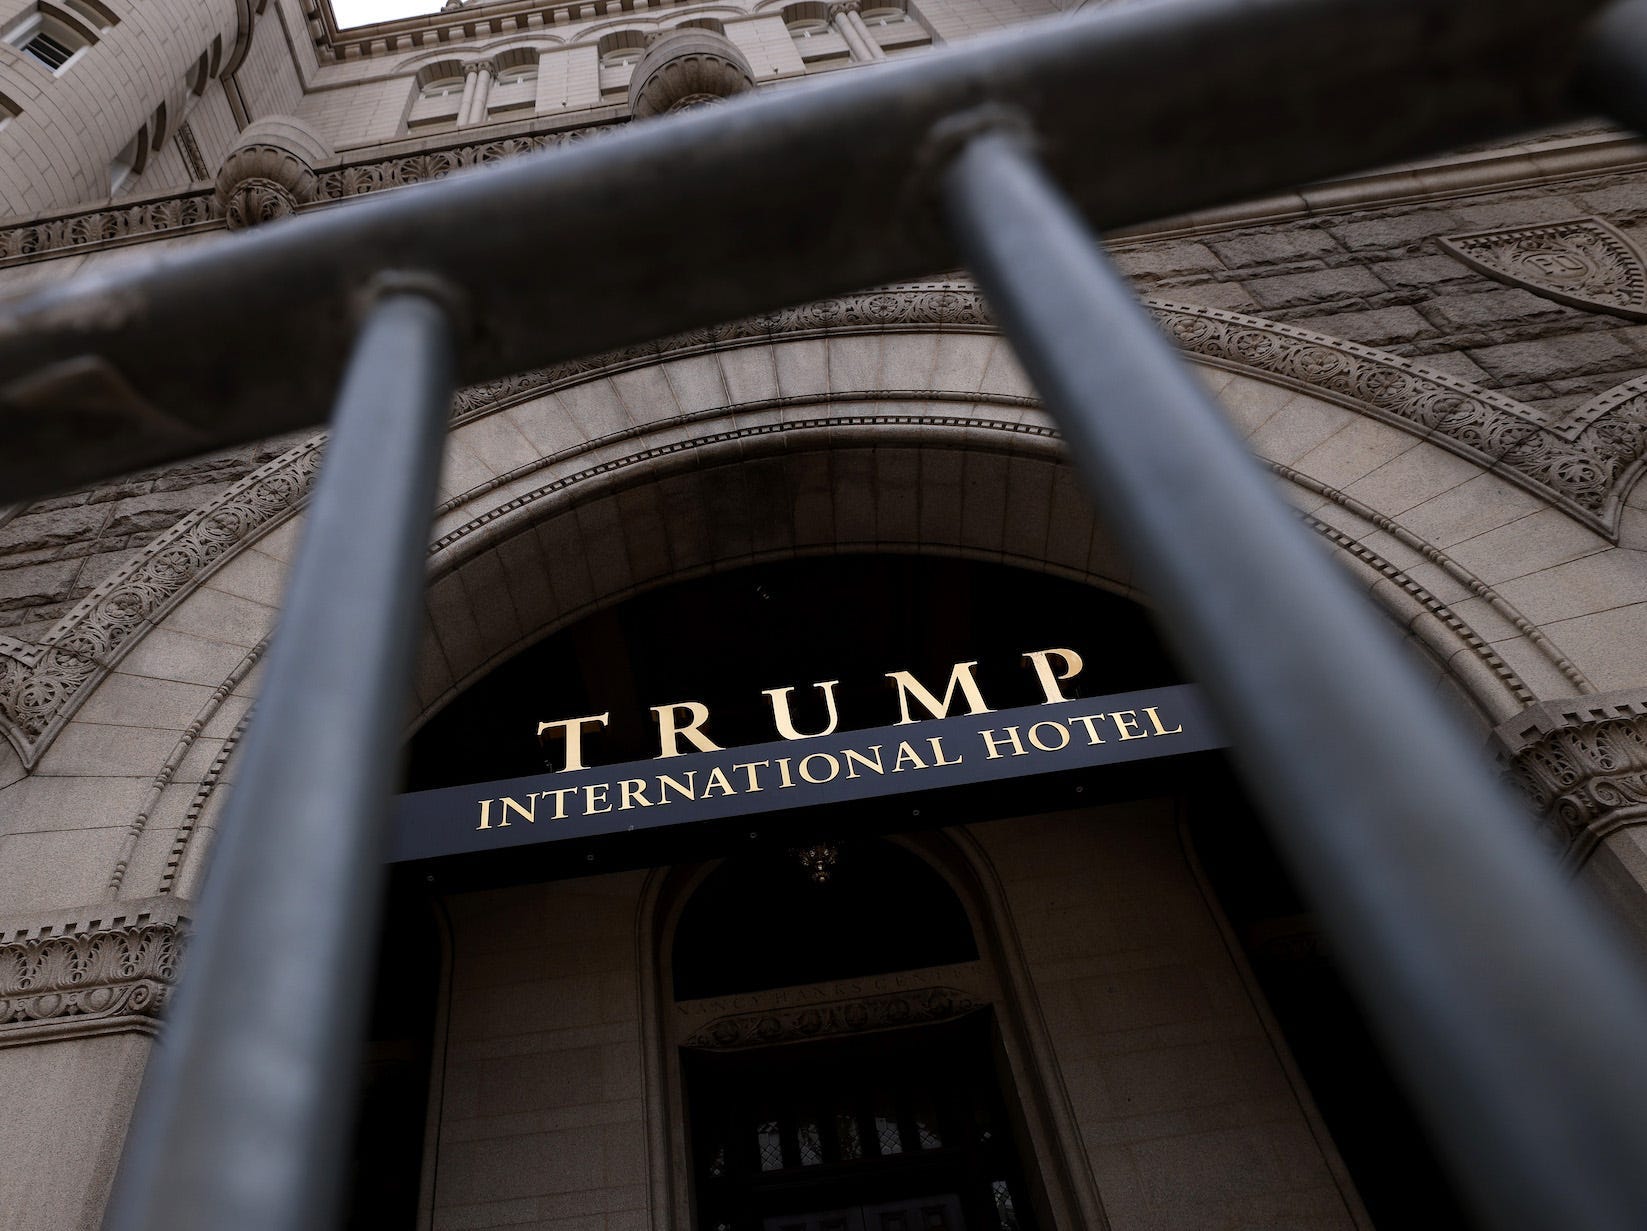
[1439,217,1647,320]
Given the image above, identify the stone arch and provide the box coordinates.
[9,294,1634,907]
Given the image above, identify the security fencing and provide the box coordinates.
[2,0,1646,1227]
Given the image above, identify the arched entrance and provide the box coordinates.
[670,840,1036,1231]
[339,552,1477,1229]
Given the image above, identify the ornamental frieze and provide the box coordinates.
[1498,690,1647,866]
[0,903,185,1046]
[1440,217,1647,320]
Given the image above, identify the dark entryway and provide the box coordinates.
[685,1017,1031,1231]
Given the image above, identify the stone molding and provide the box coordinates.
[1498,691,1647,866]
[681,985,981,1050]
[0,898,186,1047]
[1,286,1639,769]
[1440,216,1647,321]
[0,123,1638,270]
[0,126,618,267]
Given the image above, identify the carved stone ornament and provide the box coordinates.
[214,116,335,230]
[1439,217,1647,320]
[683,986,980,1050]
[0,899,186,1046]
[627,28,756,120]
[1497,689,1647,866]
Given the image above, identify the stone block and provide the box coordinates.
[1245,266,1386,310]
[1206,229,1340,268]
[1292,305,1430,348]
[1421,287,1570,332]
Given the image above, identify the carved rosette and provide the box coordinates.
[627,29,756,120]
[1497,691,1647,865]
[214,117,336,231]
[1440,217,1647,320]
[683,986,979,1049]
[0,912,185,1045]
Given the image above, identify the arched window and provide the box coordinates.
[407,59,465,132]
[488,46,539,117]
[597,30,647,96]
[781,1,848,68]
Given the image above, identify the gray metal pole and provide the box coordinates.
[100,288,458,1231]
[941,130,1647,1231]
[1581,1,1647,134]
[0,0,1609,502]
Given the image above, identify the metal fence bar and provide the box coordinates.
[100,287,458,1231]
[941,129,1647,1231]
[0,0,1610,502]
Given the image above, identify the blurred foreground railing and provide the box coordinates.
[0,0,1644,1227]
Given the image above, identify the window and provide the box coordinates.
[597,31,647,96]
[5,5,96,74]
[109,125,146,193]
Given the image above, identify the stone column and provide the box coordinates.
[1498,689,1647,949]
[465,58,497,126]
[455,60,490,127]
[831,1,886,61]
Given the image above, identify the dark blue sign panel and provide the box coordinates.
[390,683,1223,862]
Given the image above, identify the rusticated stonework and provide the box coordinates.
[1440,217,1647,320]
[1498,690,1647,865]
[0,901,186,1046]
[0,440,322,763]
[3,285,1646,770]
[683,986,979,1050]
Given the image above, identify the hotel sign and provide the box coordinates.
[391,650,1226,863]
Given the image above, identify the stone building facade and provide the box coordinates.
[2,0,1647,1228]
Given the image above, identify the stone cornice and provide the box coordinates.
[0,897,186,1047]
[0,122,1639,273]
[1498,691,1647,866]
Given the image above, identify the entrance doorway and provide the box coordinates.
[686,1018,1031,1231]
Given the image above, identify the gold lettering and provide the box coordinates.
[499,793,539,825]
[476,798,499,830]
[777,757,796,788]
[892,740,928,771]
[544,787,577,819]
[1110,710,1148,741]
[763,681,841,741]
[886,661,992,725]
[585,783,612,813]
[733,761,769,791]
[799,752,840,784]
[651,701,722,758]
[1028,721,1069,752]
[928,736,963,766]
[1023,648,1084,703]
[843,745,885,779]
[1070,713,1108,745]
[1144,706,1184,736]
[658,771,697,804]
[703,766,735,798]
[619,778,651,809]
[536,712,610,772]
[980,726,1026,759]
